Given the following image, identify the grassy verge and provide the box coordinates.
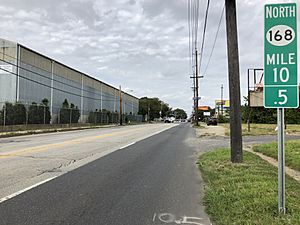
[222,123,300,136]
[253,140,300,171]
[198,149,300,225]
[221,123,278,136]
[193,123,206,129]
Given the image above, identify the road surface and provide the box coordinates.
[0,124,212,225]
[1,123,295,225]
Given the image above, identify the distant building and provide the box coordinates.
[0,38,139,123]
[215,100,230,117]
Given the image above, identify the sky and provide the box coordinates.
[0,0,298,115]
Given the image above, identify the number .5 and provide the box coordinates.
[278,90,288,105]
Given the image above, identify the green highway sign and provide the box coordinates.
[264,3,298,108]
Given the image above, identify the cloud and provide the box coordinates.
[0,0,298,116]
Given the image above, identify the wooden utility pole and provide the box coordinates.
[225,0,243,163]
[195,49,199,126]
[119,85,123,125]
[221,84,224,116]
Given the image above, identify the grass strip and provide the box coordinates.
[253,140,300,171]
[222,123,300,136]
[198,148,300,225]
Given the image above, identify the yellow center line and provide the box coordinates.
[0,127,146,159]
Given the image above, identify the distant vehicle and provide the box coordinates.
[164,117,175,123]
[207,117,218,126]
[164,119,171,123]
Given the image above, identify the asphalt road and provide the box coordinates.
[0,124,177,200]
[0,124,212,225]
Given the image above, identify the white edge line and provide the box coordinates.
[0,176,58,204]
[119,142,136,149]
[0,125,176,204]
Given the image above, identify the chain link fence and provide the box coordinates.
[0,101,143,132]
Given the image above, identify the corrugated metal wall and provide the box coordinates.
[19,47,52,104]
[0,40,18,103]
[0,41,140,123]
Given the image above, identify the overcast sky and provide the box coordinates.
[0,0,298,115]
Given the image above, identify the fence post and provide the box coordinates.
[3,106,6,126]
[58,109,61,124]
[26,108,28,126]
[43,106,46,124]
[69,108,72,124]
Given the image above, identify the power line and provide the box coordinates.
[188,0,192,76]
[0,66,118,103]
[198,0,211,76]
[203,4,225,75]
[0,52,127,99]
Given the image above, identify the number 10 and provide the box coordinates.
[273,68,289,83]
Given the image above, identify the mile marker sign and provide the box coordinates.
[264,3,298,108]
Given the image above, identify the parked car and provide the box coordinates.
[207,117,218,126]
[164,117,175,123]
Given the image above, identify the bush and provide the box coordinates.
[59,99,80,124]
[28,99,51,124]
[88,109,111,124]
[0,102,26,125]
[218,115,229,123]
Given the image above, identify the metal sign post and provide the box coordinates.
[264,3,298,214]
[277,108,285,213]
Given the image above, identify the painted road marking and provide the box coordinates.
[119,142,136,149]
[0,127,148,159]
[0,176,57,204]
[154,213,205,225]
[153,213,157,222]
[0,125,177,204]
[0,125,177,159]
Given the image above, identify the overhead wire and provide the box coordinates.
[203,4,225,75]
[0,66,117,102]
[198,0,211,76]
[0,52,124,100]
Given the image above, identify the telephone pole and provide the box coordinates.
[225,0,243,163]
[221,84,224,115]
[190,50,203,126]
[195,49,199,126]
[119,85,123,125]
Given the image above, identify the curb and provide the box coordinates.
[245,146,300,183]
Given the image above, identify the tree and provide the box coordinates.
[42,98,51,124]
[173,108,187,119]
[138,97,171,121]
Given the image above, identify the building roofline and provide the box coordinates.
[0,38,138,100]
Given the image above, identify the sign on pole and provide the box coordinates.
[264,3,298,214]
[264,3,298,108]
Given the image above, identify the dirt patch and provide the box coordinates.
[195,124,226,137]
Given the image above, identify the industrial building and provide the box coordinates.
[0,38,139,123]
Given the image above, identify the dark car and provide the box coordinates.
[207,117,218,126]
